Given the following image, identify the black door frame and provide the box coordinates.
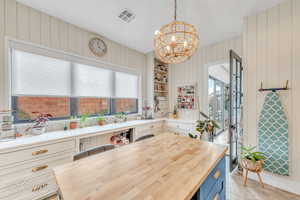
[229,50,243,172]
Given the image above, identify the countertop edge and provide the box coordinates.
[0,119,165,152]
[186,144,228,200]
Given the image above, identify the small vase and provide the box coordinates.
[69,121,78,129]
[98,120,105,126]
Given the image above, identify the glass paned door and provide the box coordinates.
[229,50,243,172]
[208,76,227,133]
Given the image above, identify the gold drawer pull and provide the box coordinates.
[32,165,48,172]
[213,193,220,200]
[32,149,48,156]
[213,170,221,179]
[32,183,48,192]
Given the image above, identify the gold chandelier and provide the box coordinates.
[154,0,199,64]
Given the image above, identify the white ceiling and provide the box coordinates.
[17,0,286,53]
[209,63,229,84]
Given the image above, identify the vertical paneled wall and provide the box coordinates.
[243,0,300,191]
[0,0,146,110]
[169,36,242,121]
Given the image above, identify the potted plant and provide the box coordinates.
[173,105,178,119]
[96,114,106,126]
[142,106,152,119]
[69,116,78,129]
[114,112,126,123]
[189,111,220,141]
[240,146,265,172]
[79,114,89,128]
[28,112,52,135]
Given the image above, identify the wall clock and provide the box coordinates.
[89,37,107,57]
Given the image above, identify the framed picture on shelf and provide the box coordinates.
[177,84,197,110]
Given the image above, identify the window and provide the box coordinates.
[113,98,138,113]
[11,49,139,123]
[77,98,109,116]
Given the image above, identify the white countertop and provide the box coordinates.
[0,119,165,152]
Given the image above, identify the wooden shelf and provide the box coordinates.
[154,81,168,84]
[154,90,168,93]
[154,69,168,74]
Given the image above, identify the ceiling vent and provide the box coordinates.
[118,9,135,23]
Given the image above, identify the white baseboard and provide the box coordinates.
[248,171,300,195]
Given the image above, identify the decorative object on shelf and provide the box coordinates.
[69,116,78,129]
[0,110,15,141]
[172,105,178,119]
[154,0,199,64]
[142,105,153,120]
[240,146,265,187]
[27,112,52,135]
[189,111,220,142]
[177,85,196,109]
[89,37,107,57]
[153,59,168,118]
[110,130,131,146]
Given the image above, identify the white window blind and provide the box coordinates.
[115,72,138,98]
[12,49,71,96]
[73,63,113,98]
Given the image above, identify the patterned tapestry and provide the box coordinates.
[258,92,289,176]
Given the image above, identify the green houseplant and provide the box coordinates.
[79,114,89,128]
[173,105,178,119]
[96,111,107,126]
[189,111,220,141]
[240,146,265,172]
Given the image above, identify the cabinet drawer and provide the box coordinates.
[0,139,75,167]
[0,173,57,200]
[199,157,225,199]
[135,122,163,138]
[0,152,73,189]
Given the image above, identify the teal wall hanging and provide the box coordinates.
[258,91,289,176]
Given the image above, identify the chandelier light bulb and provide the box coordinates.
[183,40,187,47]
[171,35,176,42]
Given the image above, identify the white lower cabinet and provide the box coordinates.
[0,139,75,200]
[0,119,195,200]
[165,120,196,137]
[134,121,164,140]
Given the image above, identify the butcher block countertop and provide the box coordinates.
[53,133,227,200]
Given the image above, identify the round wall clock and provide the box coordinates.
[89,37,107,57]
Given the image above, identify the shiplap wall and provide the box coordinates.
[0,0,147,110]
[169,36,242,120]
[243,0,300,194]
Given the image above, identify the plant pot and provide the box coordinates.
[173,114,177,119]
[98,120,105,126]
[69,121,78,129]
[241,159,264,172]
[31,126,46,135]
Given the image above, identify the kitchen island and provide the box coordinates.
[54,133,227,200]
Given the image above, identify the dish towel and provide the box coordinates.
[258,91,289,176]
